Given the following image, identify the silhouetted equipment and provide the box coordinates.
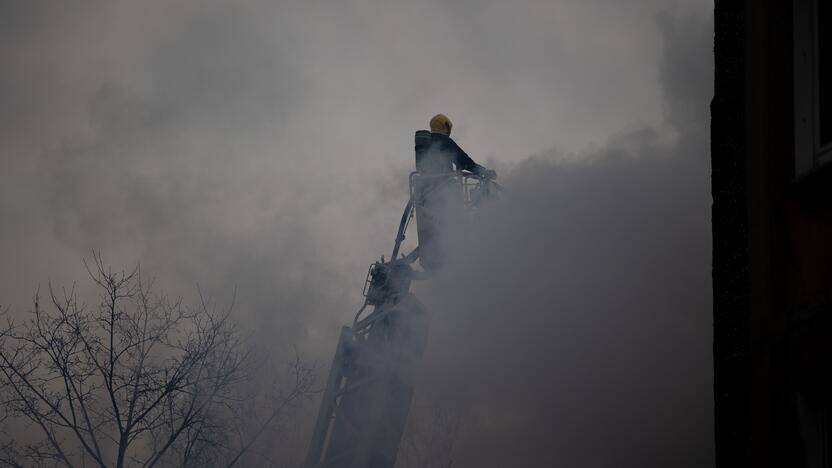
[414,130,432,171]
[303,292,427,468]
[411,171,498,270]
[303,147,501,468]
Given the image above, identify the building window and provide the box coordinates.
[794,0,832,176]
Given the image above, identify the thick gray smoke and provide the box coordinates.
[405,10,713,468]
[0,0,712,465]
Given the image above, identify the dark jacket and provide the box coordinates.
[415,133,486,175]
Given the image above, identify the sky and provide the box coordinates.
[0,0,713,466]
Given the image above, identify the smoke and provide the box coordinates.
[0,0,713,465]
[403,9,713,468]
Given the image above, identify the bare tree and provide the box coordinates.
[0,254,315,468]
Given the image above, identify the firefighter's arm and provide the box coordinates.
[456,149,496,179]
[450,139,492,177]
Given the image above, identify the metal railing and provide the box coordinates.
[408,170,501,209]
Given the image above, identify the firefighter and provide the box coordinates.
[413,114,495,270]
[415,114,497,179]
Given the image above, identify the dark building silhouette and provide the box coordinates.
[713,1,832,466]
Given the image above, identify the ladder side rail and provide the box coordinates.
[304,326,354,468]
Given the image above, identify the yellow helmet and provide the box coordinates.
[429,113,453,135]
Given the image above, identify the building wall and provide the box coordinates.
[714,1,832,466]
[713,1,750,465]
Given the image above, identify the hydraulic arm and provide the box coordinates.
[304,171,498,468]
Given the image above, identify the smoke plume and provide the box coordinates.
[0,1,713,465]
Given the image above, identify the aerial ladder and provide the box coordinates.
[303,153,500,468]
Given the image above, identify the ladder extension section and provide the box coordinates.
[304,294,428,468]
